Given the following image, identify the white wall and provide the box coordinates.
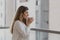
[49,0,60,40]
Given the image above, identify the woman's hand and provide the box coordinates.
[26,17,34,26]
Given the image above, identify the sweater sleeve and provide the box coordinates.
[14,21,29,38]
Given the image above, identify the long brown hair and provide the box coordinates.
[11,6,28,34]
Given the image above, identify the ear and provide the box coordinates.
[21,13,23,17]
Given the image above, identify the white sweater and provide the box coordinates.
[12,20,30,40]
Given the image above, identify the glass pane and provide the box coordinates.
[36,0,49,29]
[31,30,60,40]
[0,0,5,27]
[35,0,49,40]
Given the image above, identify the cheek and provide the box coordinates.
[23,15,27,18]
[23,13,29,18]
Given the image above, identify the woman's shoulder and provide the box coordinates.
[15,20,26,27]
[14,20,22,28]
[15,20,23,25]
[14,20,21,25]
[14,20,25,28]
[15,20,20,23]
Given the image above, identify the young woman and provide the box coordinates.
[11,6,33,40]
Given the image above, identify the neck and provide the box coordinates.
[19,18,23,22]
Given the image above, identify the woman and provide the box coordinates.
[11,6,33,40]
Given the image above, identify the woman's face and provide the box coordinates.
[23,10,29,19]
